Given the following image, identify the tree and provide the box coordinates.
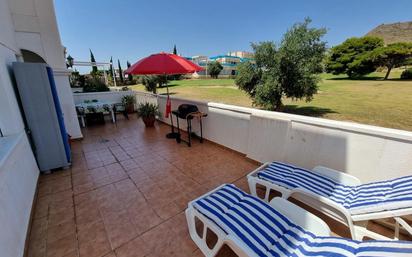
[369,42,412,80]
[141,76,158,93]
[173,45,177,55]
[235,61,261,97]
[90,49,98,73]
[117,59,124,83]
[326,37,383,78]
[83,77,110,92]
[207,61,223,79]
[156,75,168,87]
[109,56,114,78]
[126,61,134,82]
[236,18,327,110]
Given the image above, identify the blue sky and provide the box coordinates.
[55,0,412,69]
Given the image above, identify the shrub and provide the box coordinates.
[207,61,223,79]
[83,77,110,92]
[141,76,158,93]
[401,69,412,79]
[121,95,136,106]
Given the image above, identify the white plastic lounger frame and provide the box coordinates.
[247,162,412,240]
[186,184,331,257]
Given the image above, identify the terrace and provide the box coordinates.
[27,116,257,257]
[2,1,412,257]
[26,115,411,257]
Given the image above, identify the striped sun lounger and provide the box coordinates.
[186,184,412,257]
[247,161,412,240]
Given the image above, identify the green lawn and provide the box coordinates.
[130,71,412,131]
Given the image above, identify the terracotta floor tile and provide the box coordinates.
[76,206,102,227]
[47,219,76,244]
[77,220,107,246]
[29,217,48,244]
[73,182,95,195]
[153,201,182,220]
[46,233,77,257]
[28,118,406,257]
[114,236,151,257]
[103,211,139,249]
[78,232,111,257]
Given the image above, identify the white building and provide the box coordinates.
[0,1,81,256]
[189,52,255,77]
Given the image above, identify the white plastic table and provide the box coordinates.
[75,101,116,125]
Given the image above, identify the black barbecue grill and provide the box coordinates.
[172,104,207,147]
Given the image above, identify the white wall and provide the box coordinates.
[0,134,39,257]
[0,1,40,257]
[73,90,158,106]
[8,0,82,139]
[157,96,412,183]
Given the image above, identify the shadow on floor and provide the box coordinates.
[327,76,383,81]
[282,105,337,117]
[159,92,177,96]
[326,76,405,81]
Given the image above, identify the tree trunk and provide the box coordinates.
[384,65,393,80]
[274,102,284,112]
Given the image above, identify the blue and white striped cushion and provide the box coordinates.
[257,162,412,215]
[193,184,412,257]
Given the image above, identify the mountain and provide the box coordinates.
[366,21,412,44]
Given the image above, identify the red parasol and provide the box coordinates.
[125,52,203,75]
[125,52,203,138]
[125,52,203,118]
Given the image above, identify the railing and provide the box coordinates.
[156,94,412,183]
[72,90,157,106]
[72,89,412,183]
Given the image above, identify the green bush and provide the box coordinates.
[121,95,136,105]
[83,77,110,92]
[401,69,412,79]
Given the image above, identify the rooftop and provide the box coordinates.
[26,116,410,257]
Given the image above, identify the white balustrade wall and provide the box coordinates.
[73,90,158,106]
[72,90,412,183]
[157,95,412,183]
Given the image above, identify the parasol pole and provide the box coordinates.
[165,73,179,139]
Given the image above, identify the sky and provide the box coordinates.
[55,0,412,70]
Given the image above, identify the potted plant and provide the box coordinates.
[122,95,136,113]
[136,102,160,127]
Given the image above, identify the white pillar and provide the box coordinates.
[53,68,83,139]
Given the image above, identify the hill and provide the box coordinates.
[366,21,412,44]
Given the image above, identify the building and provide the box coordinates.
[227,50,254,59]
[0,1,81,256]
[189,51,255,77]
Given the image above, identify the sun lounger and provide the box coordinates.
[186,184,412,257]
[247,161,412,240]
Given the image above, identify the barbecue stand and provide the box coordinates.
[172,104,207,147]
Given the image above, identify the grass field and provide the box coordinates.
[130,71,412,131]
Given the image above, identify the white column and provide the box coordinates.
[53,68,83,139]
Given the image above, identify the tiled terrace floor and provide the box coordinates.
[27,116,411,257]
[27,116,258,257]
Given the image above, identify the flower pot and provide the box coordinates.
[126,104,134,113]
[142,116,156,127]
